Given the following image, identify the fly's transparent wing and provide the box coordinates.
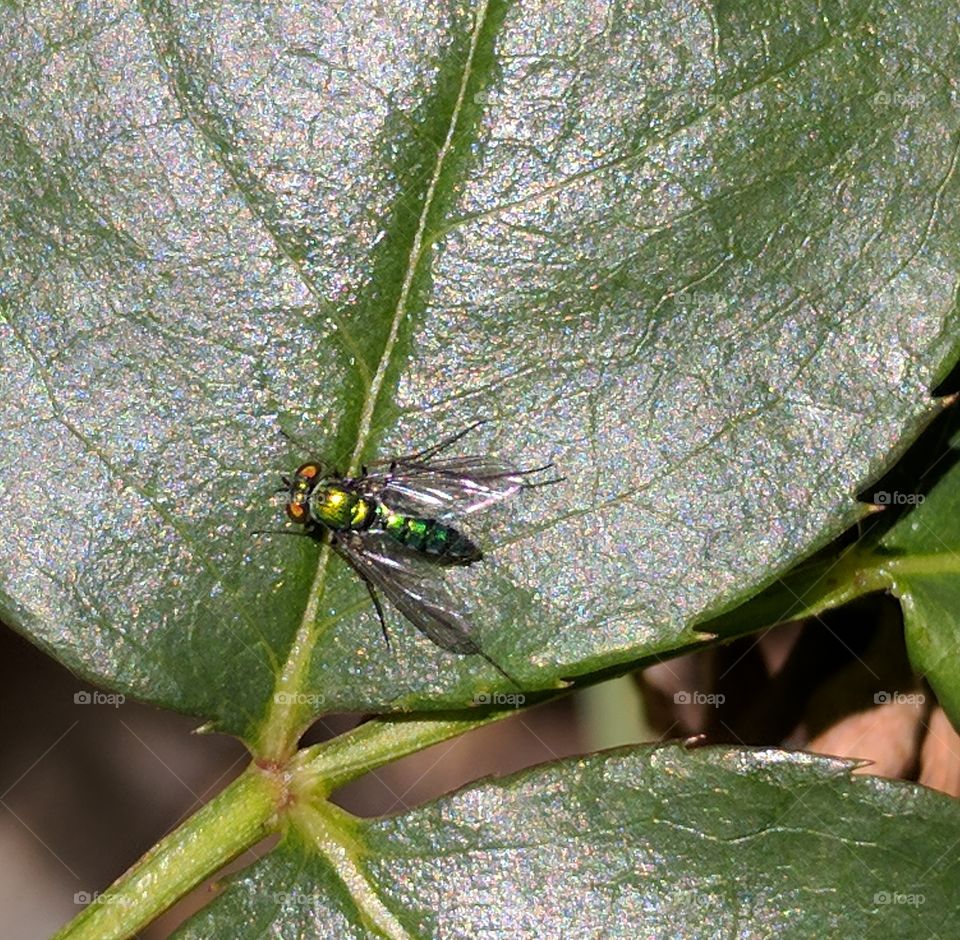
[361,455,548,517]
[333,531,480,654]
[333,531,520,684]
[359,421,557,518]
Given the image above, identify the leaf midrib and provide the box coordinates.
[258,2,494,760]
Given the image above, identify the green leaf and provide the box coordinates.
[870,437,960,728]
[2,0,960,746]
[173,745,960,938]
[703,414,960,730]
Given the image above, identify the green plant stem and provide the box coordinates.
[292,710,509,795]
[53,766,283,940]
[52,712,511,939]
[288,800,414,939]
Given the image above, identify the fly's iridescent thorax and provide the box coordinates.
[310,483,374,530]
[284,463,373,531]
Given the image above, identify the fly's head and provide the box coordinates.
[283,463,358,530]
[284,462,324,527]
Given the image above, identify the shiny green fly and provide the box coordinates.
[274,421,559,683]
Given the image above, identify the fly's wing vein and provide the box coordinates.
[333,533,480,654]
[361,456,529,516]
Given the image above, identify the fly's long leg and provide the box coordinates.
[397,419,487,464]
[251,528,314,538]
[515,462,565,489]
[332,533,392,649]
[361,576,392,651]
[277,423,325,455]
[353,568,393,650]
[474,649,521,688]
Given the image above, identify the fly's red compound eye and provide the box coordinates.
[285,463,321,523]
[295,463,321,481]
[286,499,308,524]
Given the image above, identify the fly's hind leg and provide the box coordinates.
[362,576,391,651]
[475,648,522,689]
[332,533,392,650]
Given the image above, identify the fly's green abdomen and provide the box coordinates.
[376,506,481,563]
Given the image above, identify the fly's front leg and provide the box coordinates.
[399,420,487,464]
[250,528,313,538]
